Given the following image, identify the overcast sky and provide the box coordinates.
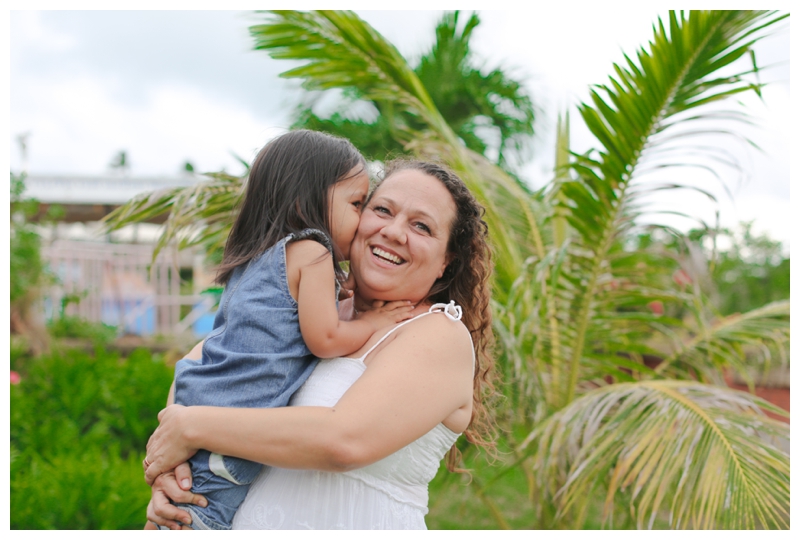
[8,7,792,251]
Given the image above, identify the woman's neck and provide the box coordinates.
[352,293,431,316]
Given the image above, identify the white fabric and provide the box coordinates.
[231,304,464,530]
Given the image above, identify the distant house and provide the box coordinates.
[25,174,218,337]
[24,174,198,223]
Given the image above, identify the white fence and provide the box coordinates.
[42,240,216,336]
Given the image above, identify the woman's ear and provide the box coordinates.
[438,253,455,279]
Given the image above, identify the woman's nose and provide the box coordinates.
[381,219,407,243]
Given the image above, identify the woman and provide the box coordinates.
[144,160,495,529]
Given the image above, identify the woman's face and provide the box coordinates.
[349,169,456,306]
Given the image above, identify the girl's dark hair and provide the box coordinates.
[216,130,366,285]
[377,159,497,471]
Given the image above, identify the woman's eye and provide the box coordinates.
[373,206,390,215]
[415,222,431,233]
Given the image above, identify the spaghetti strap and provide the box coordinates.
[354,300,471,367]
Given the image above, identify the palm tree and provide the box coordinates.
[284,11,537,176]
[104,10,789,529]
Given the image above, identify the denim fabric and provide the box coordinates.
[173,228,334,530]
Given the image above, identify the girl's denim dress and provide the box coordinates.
[172,229,334,530]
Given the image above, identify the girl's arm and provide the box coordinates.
[144,313,474,483]
[165,340,204,406]
[289,240,413,358]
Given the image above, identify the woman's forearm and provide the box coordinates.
[185,405,360,472]
[146,315,473,481]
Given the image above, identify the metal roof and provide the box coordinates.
[22,174,200,205]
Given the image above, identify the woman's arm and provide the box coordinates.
[145,314,473,483]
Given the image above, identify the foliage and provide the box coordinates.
[631,222,790,316]
[104,170,245,261]
[47,316,119,344]
[10,347,174,529]
[287,11,537,174]
[10,445,153,530]
[10,172,49,304]
[709,223,790,315]
[99,9,790,529]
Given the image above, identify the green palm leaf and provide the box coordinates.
[551,10,787,404]
[655,300,790,387]
[250,10,546,297]
[103,171,245,259]
[524,380,788,529]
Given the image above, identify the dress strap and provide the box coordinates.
[428,300,462,321]
[429,300,475,374]
[355,300,470,367]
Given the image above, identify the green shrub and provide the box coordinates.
[47,316,118,344]
[10,444,152,530]
[10,347,174,529]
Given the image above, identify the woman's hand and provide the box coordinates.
[146,462,208,530]
[144,404,199,485]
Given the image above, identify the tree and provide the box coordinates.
[104,10,789,529]
[285,11,537,176]
[10,173,52,355]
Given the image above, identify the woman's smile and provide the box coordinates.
[370,245,405,266]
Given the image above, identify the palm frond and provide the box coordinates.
[549,10,786,404]
[251,10,546,296]
[524,380,789,529]
[103,172,244,259]
[655,300,790,387]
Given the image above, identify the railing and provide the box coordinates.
[42,240,213,336]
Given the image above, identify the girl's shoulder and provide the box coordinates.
[285,237,333,266]
[286,228,334,255]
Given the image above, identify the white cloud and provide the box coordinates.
[11,11,77,52]
[10,75,286,175]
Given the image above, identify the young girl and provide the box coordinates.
[148,130,413,530]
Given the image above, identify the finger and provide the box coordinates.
[157,407,167,421]
[175,462,193,491]
[396,310,415,321]
[382,300,414,311]
[370,300,386,309]
[146,495,183,531]
[144,461,162,486]
[156,474,208,508]
[151,487,193,529]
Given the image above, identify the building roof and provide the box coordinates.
[23,174,200,205]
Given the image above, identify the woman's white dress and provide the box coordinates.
[231,303,466,530]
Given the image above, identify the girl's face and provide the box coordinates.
[348,169,456,306]
[328,166,370,259]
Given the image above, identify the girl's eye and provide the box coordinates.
[352,201,362,209]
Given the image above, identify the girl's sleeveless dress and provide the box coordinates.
[231,302,468,530]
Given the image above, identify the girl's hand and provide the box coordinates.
[146,463,208,530]
[338,296,355,321]
[338,271,356,302]
[356,300,415,330]
[144,404,199,485]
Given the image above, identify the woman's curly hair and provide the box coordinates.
[378,159,497,470]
